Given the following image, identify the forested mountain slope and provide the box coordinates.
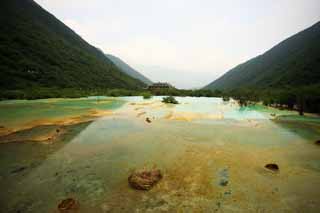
[0,0,145,95]
[204,21,320,90]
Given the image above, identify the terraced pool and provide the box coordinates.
[0,96,319,212]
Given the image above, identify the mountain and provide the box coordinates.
[105,54,153,85]
[204,21,320,90]
[0,0,145,93]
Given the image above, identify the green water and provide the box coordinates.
[0,97,319,212]
[0,97,125,130]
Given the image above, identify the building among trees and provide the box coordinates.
[148,82,174,90]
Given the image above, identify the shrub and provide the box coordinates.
[162,96,179,104]
[141,92,152,99]
[222,96,230,102]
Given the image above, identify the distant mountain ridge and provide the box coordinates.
[0,0,145,92]
[204,21,320,90]
[105,54,153,85]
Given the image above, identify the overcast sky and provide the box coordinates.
[35,0,320,89]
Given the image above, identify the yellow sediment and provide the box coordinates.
[0,128,12,137]
[0,126,67,144]
[0,109,113,138]
[103,143,290,211]
[29,127,67,144]
[164,111,224,122]
[150,103,166,109]
[23,109,113,127]
[130,101,160,106]
[137,112,147,117]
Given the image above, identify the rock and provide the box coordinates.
[58,198,79,212]
[146,117,152,123]
[219,179,228,186]
[315,140,320,145]
[265,163,279,172]
[128,169,162,190]
[56,128,60,133]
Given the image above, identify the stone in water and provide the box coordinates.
[128,169,162,190]
[265,163,279,172]
[58,198,79,212]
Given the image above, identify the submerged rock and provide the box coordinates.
[265,163,279,172]
[218,168,229,187]
[146,117,152,123]
[58,198,79,212]
[128,169,162,190]
[10,166,27,174]
[219,179,228,186]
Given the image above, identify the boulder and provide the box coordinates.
[128,169,162,190]
[146,117,152,123]
[265,163,279,172]
[58,198,79,212]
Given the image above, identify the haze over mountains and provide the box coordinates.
[0,0,146,92]
[105,54,153,85]
[205,21,320,91]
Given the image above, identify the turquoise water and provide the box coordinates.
[119,96,297,121]
[0,97,125,131]
[0,97,319,212]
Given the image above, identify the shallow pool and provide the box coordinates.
[0,96,319,212]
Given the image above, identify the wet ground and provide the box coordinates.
[0,96,319,212]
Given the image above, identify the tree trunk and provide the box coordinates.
[298,95,304,116]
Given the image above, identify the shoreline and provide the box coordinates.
[1,97,319,144]
[0,109,113,139]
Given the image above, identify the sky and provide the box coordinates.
[35,0,320,89]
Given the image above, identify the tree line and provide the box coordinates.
[224,85,320,115]
[1,85,319,114]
